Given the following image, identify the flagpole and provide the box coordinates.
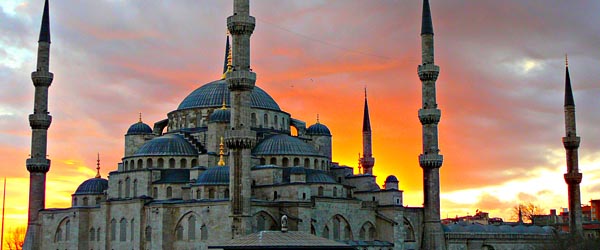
[1,177,6,250]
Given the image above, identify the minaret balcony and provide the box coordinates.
[418,108,441,125]
[225,130,257,149]
[564,172,582,185]
[26,158,51,173]
[360,157,375,167]
[29,114,52,129]
[227,15,256,35]
[562,136,581,149]
[419,154,443,169]
[417,64,439,81]
[226,71,256,91]
[31,71,53,87]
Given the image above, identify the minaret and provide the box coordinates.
[417,0,445,249]
[24,1,53,249]
[360,89,375,175]
[562,55,583,237]
[224,0,256,238]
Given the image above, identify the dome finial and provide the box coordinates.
[139,112,142,122]
[316,114,320,124]
[565,53,569,67]
[221,95,227,110]
[95,153,101,178]
[218,137,226,166]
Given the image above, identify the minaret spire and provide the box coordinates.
[225,0,257,238]
[562,56,583,237]
[417,0,446,249]
[360,89,375,175]
[24,1,54,249]
[95,153,101,178]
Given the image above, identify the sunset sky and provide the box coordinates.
[1,0,600,230]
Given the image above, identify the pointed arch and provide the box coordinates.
[326,214,353,241]
[359,221,376,241]
[54,217,70,242]
[404,217,416,242]
[253,211,277,232]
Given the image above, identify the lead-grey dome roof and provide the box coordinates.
[126,121,153,135]
[178,80,281,111]
[196,166,229,185]
[209,108,231,123]
[133,134,197,156]
[74,178,108,195]
[253,134,319,156]
[306,123,331,136]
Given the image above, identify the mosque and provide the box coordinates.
[23,1,581,250]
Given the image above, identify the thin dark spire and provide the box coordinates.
[39,0,51,43]
[362,90,371,132]
[223,36,230,74]
[421,0,434,35]
[565,55,575,107]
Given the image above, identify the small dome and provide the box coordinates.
[126,121,152,135]
[178,80,281,111]
[74,178,108,195]
[209,108,230,123]
[133,134,197,156]
[385,175,398,183]
[196,166,229,185]
[306,123,331,136]
[306,170,337,184]
[253,134,319,156]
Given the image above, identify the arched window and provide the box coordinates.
[274,115,278,129]
[344,225,352,240]
[270,158,277,165]
[369,226,376,241]
[263,114,268,127]
[54,228,62,242]
[145,226,152,242]
[65,220,70,241]
[224,189,230,199]
[359,227,366,240]
[124,161,128,170]
[196,189,201,200]
[169,158,175,168]
[95,197,101,205]
[119,218,127,241]
[153,187,158,198]
[293,158,300,166]
[72,197,77,206]
[201,224,208,241]
[83,197,88,206]
[137,159,143,169]
[147,158,153,168]
[131,219,135,241]
[167,187,173,198]
[318,186,324,196]
[260,158,266,165]
[282,158,289,167]
[302,192,306,200]
[404,219,415,242]
[188,215,196,240]
[191,159,198,167]
[176,226,183,241]
[118,181,123,198]
[97,227,101,242]
[125,177,131,198]
[208,188,215,199]
[133,179,138,197]
[333,187,337,197]
[333,217,340,240]
[322,226,329,239]
[180,158,187,168]
[158,158,164,168]
[110,219,117,241]
[90,227,95,241]
[304,158,310,168]
[273,191,278,200]
[314,159,319,170]
[251,113,257,127]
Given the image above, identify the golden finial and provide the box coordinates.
[95,153,101,178]
[139,113,142,123]
[316,114,320,124]
[565,54,569,67]
[358,153,362,174]
[218,137,226,166]
[221,95,227,110]
[222,37,233,80]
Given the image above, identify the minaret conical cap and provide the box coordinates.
[223,36,230,74]
[565,58,575,107]
[421,0,434,35]
[362,89,371,132]
[39,0,51,43]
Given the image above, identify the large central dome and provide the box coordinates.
[177,80,281,111]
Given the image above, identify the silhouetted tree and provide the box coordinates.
[511,202,545,223]
[6,227,25,250]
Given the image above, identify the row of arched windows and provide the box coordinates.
[123,157,198,171]
[259,157,328,170]
[89,227,101,241]
[195,188,229,200]
[110,218,134,242]
[117,177,137,198]
[73,196,102,207]
[250,112,288,131]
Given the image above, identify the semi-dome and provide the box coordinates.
[209,108,230,123]
[177,80,281,111]
[305,170,337,184]
[253,134,319,156]
[126,121,152,135]
[74,178,108,195]
[196,166,229,185]
[306,123,331,136]
[385,175,399,183]
[133,134,197,156]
